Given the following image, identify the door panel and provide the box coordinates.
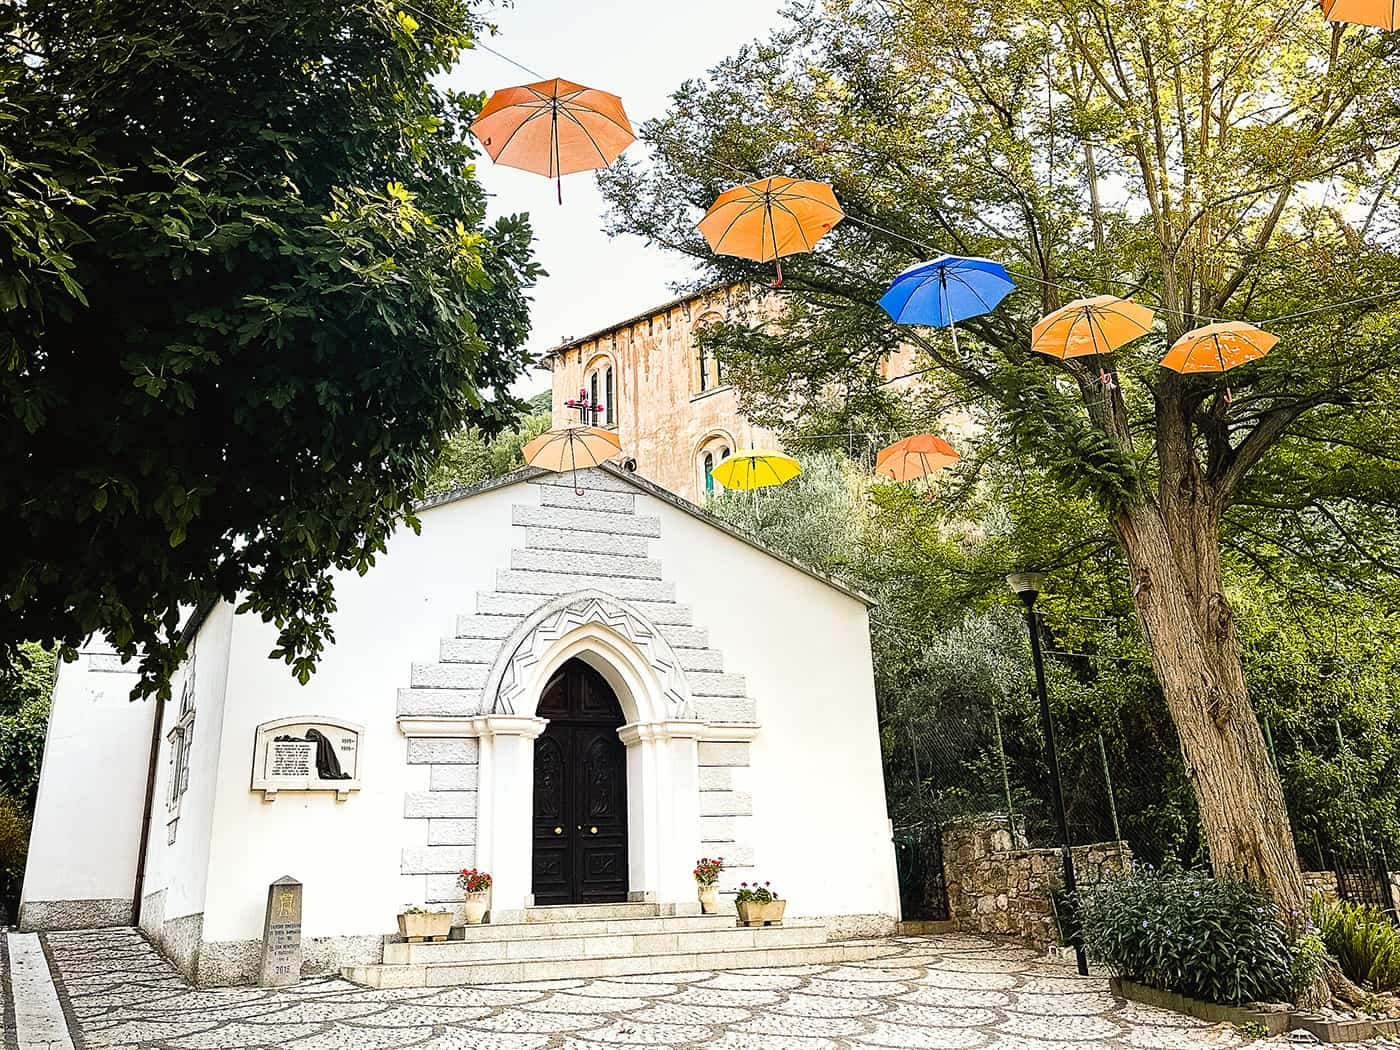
[531,659,629,906]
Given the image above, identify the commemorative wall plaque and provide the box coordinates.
[251,717,363,802]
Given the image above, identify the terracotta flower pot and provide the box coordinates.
[462,891,489,925]
[398,911,453,942]
[697,884,720,914]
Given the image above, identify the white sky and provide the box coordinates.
[441,0,787,397]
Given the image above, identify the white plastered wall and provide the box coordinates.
[20,645,153,926]
[196,484,518,947]
[647,494,902,922]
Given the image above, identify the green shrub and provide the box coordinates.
[0,795,31,883]
[1311,894,1400,991]
[1079,867,1292,1005]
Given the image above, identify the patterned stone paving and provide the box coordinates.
[30,928,1348,1049]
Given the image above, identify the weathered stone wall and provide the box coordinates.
[942,814,1131,948]
[1302,870,1337,900]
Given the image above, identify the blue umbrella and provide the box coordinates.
[878,255,1015,355]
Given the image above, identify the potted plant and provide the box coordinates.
[694,856,725,914]
[397,904,453,942]
[457,867,492,924]
[735,881,785,927]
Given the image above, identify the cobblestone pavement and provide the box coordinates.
[44,927,1262,1050]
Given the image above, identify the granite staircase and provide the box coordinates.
[341,902,894,988]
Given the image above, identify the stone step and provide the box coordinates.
[523,527,651,558]
[382,919,824,965]
[453,912,734,944]
[525,901,659,923]
[345,939,896,989]
[474,591,694,626]
[514,504,661,537]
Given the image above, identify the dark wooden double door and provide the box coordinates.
[531,659,629,905]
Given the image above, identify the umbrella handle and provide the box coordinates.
[772,257,783,288]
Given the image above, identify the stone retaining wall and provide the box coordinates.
[941,815,1131,948]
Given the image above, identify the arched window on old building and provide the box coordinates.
[584,354,617,428]
[691,312,725,395]
[696,433,735,497]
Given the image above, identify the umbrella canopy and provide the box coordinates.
[697,177,843,284]
[1160,321,1279,374]
[878,256,1015,328]
[522,425,621,476]
[1031,295,1155,359]
[709,450,802,491]
[875,434,960,483]
[1320,0,1397,28]
[471,79,634,200]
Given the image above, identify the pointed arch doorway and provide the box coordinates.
[531,658,629,905]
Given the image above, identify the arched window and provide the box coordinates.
[589,370,600,424]
[703,452,716,494]
[604,366,614,426]
[697,344,710,394]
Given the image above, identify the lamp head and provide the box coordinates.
[1006,571,1046,607]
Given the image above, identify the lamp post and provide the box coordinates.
[1006,571,1089,977]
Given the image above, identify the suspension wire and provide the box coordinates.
[415,9,1400,345]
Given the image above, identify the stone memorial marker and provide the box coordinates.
[258,876,303,987]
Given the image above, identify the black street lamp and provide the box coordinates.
[1006,570,1089,977]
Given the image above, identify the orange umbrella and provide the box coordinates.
[875,434,960,485]
[1320,0,1397,29]
[697,176,844,285]
[1031,295,1155,359]
[471,79,635,202]
[1160,321,1278,374]
[523,425,621,494]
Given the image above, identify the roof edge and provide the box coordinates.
[540,280,743,360]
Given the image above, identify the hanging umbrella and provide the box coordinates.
[875,434,960,489]
[522,425,622,494]
[1031,295,1155,359]
[471,79,635,203]
[1159,321,1279,374]
[878,256,1015,356]
[1320,0,1397,29]
[709,450,801,526]
[697,177,844,286]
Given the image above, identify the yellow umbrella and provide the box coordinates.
[522,425,621,494]
[709,450,801,527]
[1031,295,1156,359]
[710,450,802,490]
[1160,321,1278,374]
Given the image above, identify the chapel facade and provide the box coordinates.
[21,466,901,986]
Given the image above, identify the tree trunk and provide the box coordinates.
[1111,498,1307,910]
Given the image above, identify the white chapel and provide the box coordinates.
[21,464,900,985]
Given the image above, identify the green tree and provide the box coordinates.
[602,0,1400,911]
[425,390,553,495]
[1,1,541,697]
[0,642,54,809]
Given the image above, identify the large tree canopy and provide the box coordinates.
[1,0,541,696]
[601,0,1400,912]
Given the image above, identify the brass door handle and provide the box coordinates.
[553,826,562,835]
[590,826,598,835]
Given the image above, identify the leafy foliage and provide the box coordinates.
[425,391,552,496]
[0,795,31,891]
[1080,868,1293,1005]
[603,0,1400,899]
[0,0,541,697]
[0,642,53,809]
[1311,894,1400,992]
